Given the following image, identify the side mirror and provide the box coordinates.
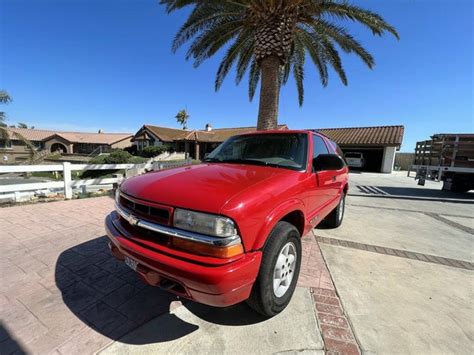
[204,153,210,159]
[313,154,345,172]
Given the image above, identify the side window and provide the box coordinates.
[329,140,344,158]
[312,135,329,159]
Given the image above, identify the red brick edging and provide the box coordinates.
[301,234,361,354]
[311,287,360,355]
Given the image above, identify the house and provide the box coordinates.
[315,125,404,173]
[1,127,133,163]
[133,124,289,160]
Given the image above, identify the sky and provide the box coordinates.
[1,0,472,151]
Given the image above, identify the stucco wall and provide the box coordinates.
[44,137,73,154]
[111,137,133,150]
[381,146,397,173]
[0,141,37,163]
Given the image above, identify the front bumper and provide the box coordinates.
[105,212,262,307]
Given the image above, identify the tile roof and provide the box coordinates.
[5,127,133,145]
[315,125,404,147]
[192,124,288,142]
[141,124,288,143]
[142,125,190,142]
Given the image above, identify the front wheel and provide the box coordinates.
[247,221,302,317]
[324,193,346,228]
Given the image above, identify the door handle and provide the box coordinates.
[331,176,337,182]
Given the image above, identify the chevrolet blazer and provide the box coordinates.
[105,130,349,316]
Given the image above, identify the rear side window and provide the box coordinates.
[328,140,344,157]
[312,135,329,159]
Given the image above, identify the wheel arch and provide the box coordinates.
[280,210,305,237]
[252,199,307,251]
[343,183,349,194]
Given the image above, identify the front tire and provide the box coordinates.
[247,221,302,317]
[324,193,346,228]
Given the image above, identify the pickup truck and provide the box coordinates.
[105,130,349,316]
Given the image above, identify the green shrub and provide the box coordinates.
[128,156,147,164]
[83,150,141,178]
[88,155,108,164]
[104,150,133,164]
[139,145,167,158]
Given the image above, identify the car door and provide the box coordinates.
[305,134,333,222]
[325,138,347,196]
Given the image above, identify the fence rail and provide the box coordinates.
[0,159,192,200]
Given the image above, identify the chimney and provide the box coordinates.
[205,123,212,131]
[98,129,103,134]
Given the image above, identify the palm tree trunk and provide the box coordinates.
[257,56,280,130]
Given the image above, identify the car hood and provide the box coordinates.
[120,163,291,213]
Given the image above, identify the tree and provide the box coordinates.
[17,122,28,129]
[0,90,12,122]
[0,91,36,153]
[175,109,189,129]
[160,0,398,130]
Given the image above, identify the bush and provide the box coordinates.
[139,145,167,158]
[128,156,147,164]
[88,155,108,164]
[104,150,133,164]
[83,150,142,178]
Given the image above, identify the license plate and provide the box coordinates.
[124,256,138,271]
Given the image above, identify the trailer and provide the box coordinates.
[409,133,474,192]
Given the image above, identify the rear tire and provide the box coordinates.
[324,193,346,228]
[247,221,301,317]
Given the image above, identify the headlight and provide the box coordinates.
[173,208,237,237]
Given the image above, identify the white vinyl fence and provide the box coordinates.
[0,159,192,201]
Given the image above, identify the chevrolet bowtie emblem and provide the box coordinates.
[126,214,139,226]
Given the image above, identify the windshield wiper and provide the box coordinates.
[203,157,223,162]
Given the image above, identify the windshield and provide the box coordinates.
[204,133,308,171]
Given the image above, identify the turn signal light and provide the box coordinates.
[172,238,244,258]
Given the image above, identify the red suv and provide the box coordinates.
[105,130,348,316]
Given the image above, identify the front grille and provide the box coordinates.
[119,194,170,225]
[118,215,171,247]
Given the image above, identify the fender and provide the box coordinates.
[251,198,306,251]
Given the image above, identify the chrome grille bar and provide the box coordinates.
[115,202,240,247]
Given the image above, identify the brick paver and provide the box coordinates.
[0,197,180,354]
[1,197,352,354]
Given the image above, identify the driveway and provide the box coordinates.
[1,172,472,354]
[316,172,474,353]
[0,197,343,354]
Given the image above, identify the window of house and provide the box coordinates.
[28,141,44,150]
[0,140,12,149]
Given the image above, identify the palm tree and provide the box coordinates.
[0,90,12,123]
[175,109,190,129]
[160,0,398,130]
[0,91,36,154]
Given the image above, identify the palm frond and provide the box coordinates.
[292,36,305,106]
[248,58,260,101]
[322,2,400,40]
[161,0,398,107]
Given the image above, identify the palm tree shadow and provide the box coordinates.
[55,236,266,345]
